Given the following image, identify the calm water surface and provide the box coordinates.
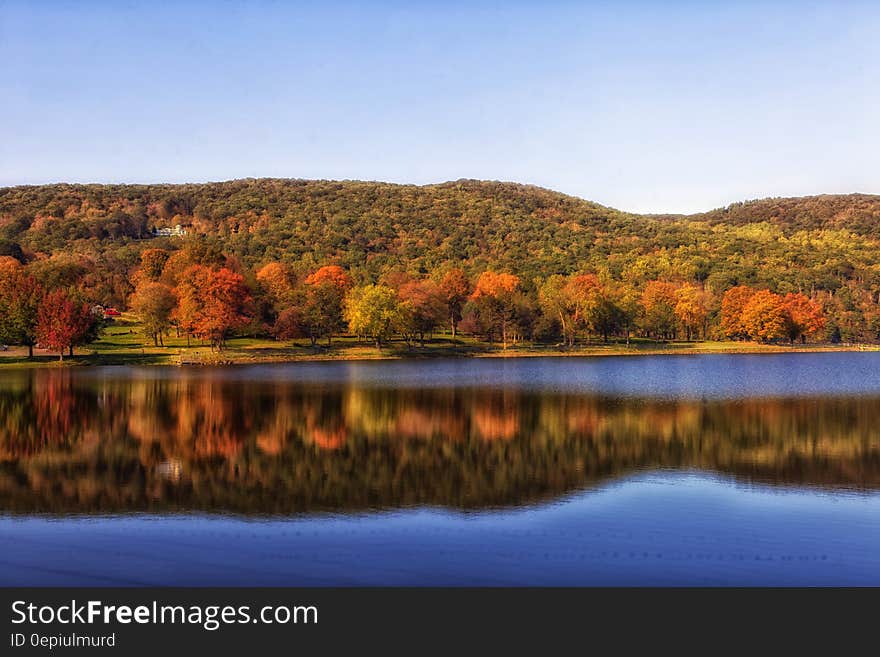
[1,353,879,585]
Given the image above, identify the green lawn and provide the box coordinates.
[0,314,875,369]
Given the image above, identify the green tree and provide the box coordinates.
[344,285,410,348]
[130,282,177,346]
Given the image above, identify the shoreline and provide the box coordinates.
[1,339,877,370]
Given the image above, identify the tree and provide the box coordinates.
[470,272,521,348]
[300,265,352,345]
[256,262,295,306]
[674,284,709,340]
[138,248,170,282]
[439,268,471,338]
[130,282,176,346]
[36,289,97,360]
[640,281,678,340]
[398,279,445,346]
[720,286,757,340]
[783,293,826,344]
[305,265,352,290]
[299,282,347,345]
[740,290,787,342]
[538,275,577,346]
[175,266,252,350]
[272,307,305,341]
[0,266,44,358]
[344,285,409,348]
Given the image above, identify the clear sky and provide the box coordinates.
[1,1,878,213]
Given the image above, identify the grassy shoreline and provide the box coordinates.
[1,316,877,369]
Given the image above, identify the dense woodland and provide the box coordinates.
[1,179,879,354]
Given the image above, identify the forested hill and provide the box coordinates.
[690,193,880,234]
[1,179,879,308]
[0,179,638,278]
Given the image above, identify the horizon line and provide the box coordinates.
[2,176,878,217]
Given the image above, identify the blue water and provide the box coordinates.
[68,351,880,398]
[2,352,880,586]
[2,472,878,586]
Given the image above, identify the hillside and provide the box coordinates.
[1,179,878,282]
[1,179,879,344]
[692,193,880,234]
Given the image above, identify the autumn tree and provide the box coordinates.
[397,279,445,346]
[272,307,305,341]
[302,265,352,345]
[130,281,176,346]
[720,286,757,340]
[138,248,170,283]
[783,293,825,344]
[674,284,709,341]
[0,264,44,358]
[36,289,97,360]
[300,283,347,345]
[640,281,678,340]
[344,284,410,348]
[740,290,788,342]
[305,265,352,290]
[439,268,471,337]
[256,262,296,306]
[469,272,521,348]
[175,266,252,350]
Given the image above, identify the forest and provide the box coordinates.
[1,178,879,356]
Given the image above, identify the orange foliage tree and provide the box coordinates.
[305,265,352,290]
[640,281,678,339]
[256,262,295,305]
[720,286,757,340]
[783,293,825,343]
[175,266,252,350]
[740,290,788,342]
[674,284,709,341]
[470,271,522,348]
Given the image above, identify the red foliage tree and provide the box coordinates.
[36,289,96,360]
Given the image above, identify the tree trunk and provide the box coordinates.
[153,334,159,347]
[69,345,74,358]
[451,317,457,338]
[59,349,64,361]
[27,344,33,359]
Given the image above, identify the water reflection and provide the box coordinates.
[1,368,879,514]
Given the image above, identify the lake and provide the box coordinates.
[1,352,879,585]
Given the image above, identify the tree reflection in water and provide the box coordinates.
[0,368,878,514]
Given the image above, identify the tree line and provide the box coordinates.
[0,241,831,355]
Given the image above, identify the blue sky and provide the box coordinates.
[1,1,878,213]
